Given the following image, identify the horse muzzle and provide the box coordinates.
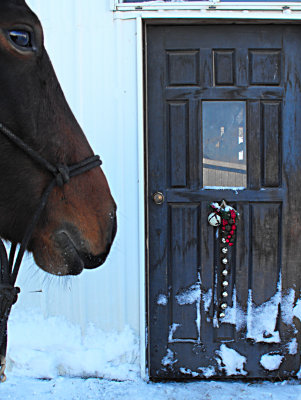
[52,215,117,275]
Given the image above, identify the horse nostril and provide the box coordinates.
[54,212,116,271]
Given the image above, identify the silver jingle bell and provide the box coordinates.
[222,258,228,265]
[222,281,229,287]
[222,247,228,254]
[219,312,226,318]
[222,269,228,276]
[222,291,228,298]
[221,303,228,310]
[222,238,227,244]
[208,212,221,227]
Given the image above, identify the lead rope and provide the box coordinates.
[0,122,102,382]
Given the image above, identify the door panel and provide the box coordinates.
[147,24,301,379]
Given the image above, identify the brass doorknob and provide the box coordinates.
[153,192,164,205]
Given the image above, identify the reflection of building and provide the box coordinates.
[203,157,247,187]
[203,101,247,187]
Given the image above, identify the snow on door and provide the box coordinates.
[146,24,301,379]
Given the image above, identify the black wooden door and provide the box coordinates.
[146,24,301,379]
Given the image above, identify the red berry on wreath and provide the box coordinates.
[226,239,229,243]
[230,230,234,235]
[232,225,236,230]
[229,243,234,246]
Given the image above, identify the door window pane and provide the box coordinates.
[202,101,247,188]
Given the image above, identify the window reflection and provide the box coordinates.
[202,101,247,188]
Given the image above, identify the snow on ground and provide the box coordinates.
[6,308,139,381]
[1,309,301,399]
[1,376,301,400]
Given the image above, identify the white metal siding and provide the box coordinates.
[18,0,141,334]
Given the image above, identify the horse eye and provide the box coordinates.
[9,30,31,48]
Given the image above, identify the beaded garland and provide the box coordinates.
[208,200,239,320]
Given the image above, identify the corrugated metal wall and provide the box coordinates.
[16,0,141,334]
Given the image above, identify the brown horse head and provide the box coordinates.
[0,0,116,275]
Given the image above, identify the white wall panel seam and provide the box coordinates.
[136,16,146,380]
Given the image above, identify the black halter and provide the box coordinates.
[0,122,102,382]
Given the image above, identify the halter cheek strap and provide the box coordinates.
[0,122,102,382]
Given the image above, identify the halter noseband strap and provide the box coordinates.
[0,122,102,381]
[0,122,102,189]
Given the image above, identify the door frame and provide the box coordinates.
[139,16,301,380]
